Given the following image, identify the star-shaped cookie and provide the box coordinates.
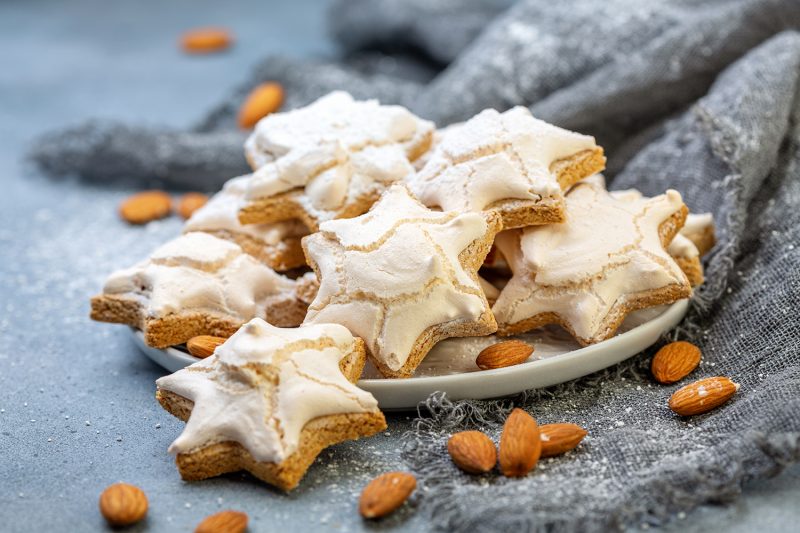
[90,232,308,348]
[239,91,435,231]
[492,179,691,345]
[407,106,605,229]
[302,184,502,378]
[184,175,309,271]
[156,318,386,491]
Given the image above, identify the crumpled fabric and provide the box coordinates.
[402,26,800,533]
[30,1,800,530]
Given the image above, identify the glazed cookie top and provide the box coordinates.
[407,107,598,214]
[244,91,434,218]
[184,175,308,245]
[303,184,498,374]
[493,179,690,343]
[156,318,379,462]
[609,184,714,259]
[103,232,295,319]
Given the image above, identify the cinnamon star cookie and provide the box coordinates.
[407,107,605,229]
[156,318,386,491]
[239,91,434,231]
[90,232,308,348]
[184,175,309,271]
[302,184,501,378]
[492,179,691,345]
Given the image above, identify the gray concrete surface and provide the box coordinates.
[0,1,797,531]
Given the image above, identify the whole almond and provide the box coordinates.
[651,341,701,384]
[238,82,284,129]
[499,408,541,477]
[669,376,739,416]
[476,340,534,370]
[98,483,148,527]
[447,431,497,474]
[177,192,209,220]
[187,335,227,358]
[359,472,416,519]
[195,510,248,533]
[539,423,588,457]
[181,27,233,54]
[119,190,172,225]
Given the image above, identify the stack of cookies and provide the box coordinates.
[91,91,715,490]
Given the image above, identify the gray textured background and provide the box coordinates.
[0,1,798,531]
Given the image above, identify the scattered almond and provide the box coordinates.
[476,340,534,370]
[651,341,701,384]
[177,192,209,219]
[98,483,148,527]
[238,82,284,129]
[119,190,172,225]
[669,376,739,416]
[187,335,227,358]
[539,423,588,457]
[181,27,233,54]
[359,471,416,519]
[499,408,541,477]
[447,431,497,474]
[195,510,248,533]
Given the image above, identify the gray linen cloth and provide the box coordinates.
[31,1,800,530]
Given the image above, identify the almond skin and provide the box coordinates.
[186,335,227,358]
[195,510,248,533]
[238,82,284,129]
[669,376,739,416]
[98,483,148,527]
[447,431,497,474]
[359,472,416,519]
[476,340,534,370]
[499,408,541,477]
[651,341,702,384]
[177,192,209,220]
[181,28,233,54]
[539,423,588,457]
[119,190,172,225]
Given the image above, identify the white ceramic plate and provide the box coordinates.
[131,299,688,410]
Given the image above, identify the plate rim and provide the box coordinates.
[130,299,688,408]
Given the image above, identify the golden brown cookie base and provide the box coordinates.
[156,390,386,491]
[90,293,308,349]
[674,255,704,287]
[553,147,607,192]
[685,225,716,257]
[203,230,307,271]
[238,188,382,232]
[405,128,434,164]
[369,212,503,379]
[497,283,691,345]
[486,147,606,230]
[486,196,566,230]
[658,205,689,248]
